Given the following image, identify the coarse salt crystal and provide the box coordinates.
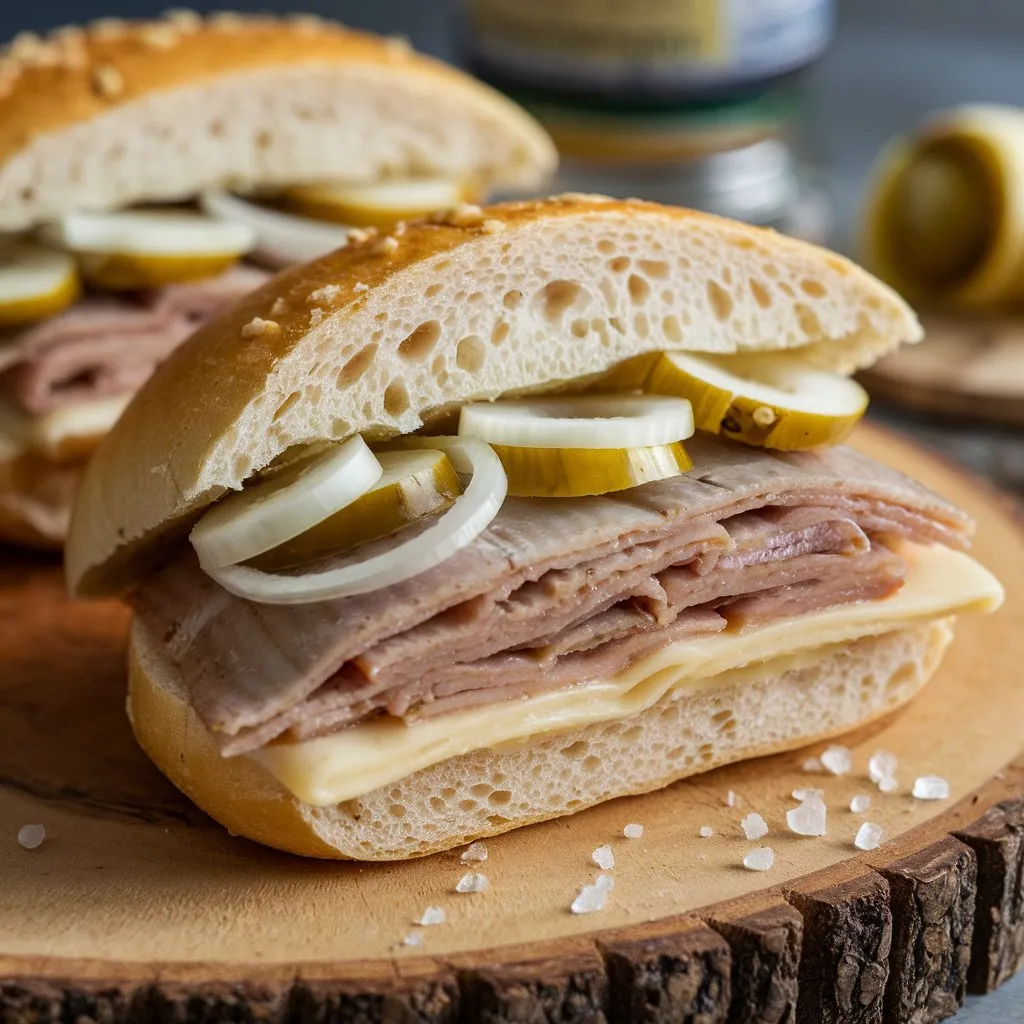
[912,776,950,801]
[402,931,423,947]
[595,873,615,892]
[854,822,885,851]
[802,756,823,773]
[878,776,899,794]
[792,787,824,801]
[850,794,871,813]
[17,824,45,849]
[725,790,736,807]
[787,793,827,836]
[309,283,342,303]
[821,744,852,775]
[699,825,713,839]
[743,847,774,871]
[372,235,400,256]
[460,841,488,863]
[241,316,278,338]
[270,296,288,316]
[592,844,615,870]
[623,823,644,839]
[741,812,768,841]
[416,906,446,926]
[353,281,369,292]
[570,883,608,914]
[868,749,899,784]
[456,871,489,894]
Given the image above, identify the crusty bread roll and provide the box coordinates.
[66,195,921,595]
[0,13,556,230]
[128,614,952,860]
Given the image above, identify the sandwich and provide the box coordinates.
[0,12,555,546]
[65,195,1003,861]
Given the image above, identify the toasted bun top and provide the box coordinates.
[0,12,555,230]
[66,195,921,597]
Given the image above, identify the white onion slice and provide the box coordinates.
[200,190,354,267]
[202,437,507,604]
[39,210,255,257]
[459,395,694,450]
[191,436,383,569]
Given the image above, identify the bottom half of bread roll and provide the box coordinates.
[128,535,999,860]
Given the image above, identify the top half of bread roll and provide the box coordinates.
[0,12,556,230]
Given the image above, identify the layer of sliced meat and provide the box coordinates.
[0,265,270,415]
[131,435,972,755]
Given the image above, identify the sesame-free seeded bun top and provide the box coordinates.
[65,195,921,597]
[0,11,556,230]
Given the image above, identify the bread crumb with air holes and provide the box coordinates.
[241,317,279,338]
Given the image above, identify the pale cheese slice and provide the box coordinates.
[255,544,1003,806]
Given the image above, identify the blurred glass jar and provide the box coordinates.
[458,0,836,240]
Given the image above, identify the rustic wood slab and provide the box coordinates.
[860,313,1024,428]
[2,424,1024,1023]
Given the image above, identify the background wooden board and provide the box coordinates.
[2,423,1024,1023]
[861,314,1024,428]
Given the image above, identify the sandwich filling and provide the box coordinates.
[132,434,973,758]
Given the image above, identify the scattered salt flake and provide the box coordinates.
[878,776,899,794]
[623,823,644,839]
[402,931,423,948]
[821,744,852,775]
[571,883,609,914]
[850,794,871,813]
[743,847,774,871]
[869,749,899,784]
[17,824,45,849]
[725,790,736,807]
[792,787,824,801]
[741,812,768,841]
[787,793,827,836]
[802,756,823,773]
[699,825,713,839]
[460,841,488,863]
[416,906,446,926]
[595,873,615,892]
[854,822,885,851]
[456,871,490,894]
[592,844,615,870]
[912,776,950,801]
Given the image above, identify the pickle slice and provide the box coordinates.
[646,351,868,450]
[280,178,472,229]
[250,448,462,570]
[41,211,255,291]
[492,441,692,498]
[0,242,81,325]
[76,252,244,291]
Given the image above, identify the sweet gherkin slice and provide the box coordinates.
[646,351,868,450]
[491,441,692,498]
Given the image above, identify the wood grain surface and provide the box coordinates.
[1,424,1024,1023]
[861,313,1024,428]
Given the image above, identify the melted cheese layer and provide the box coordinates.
[254,544,1003,806]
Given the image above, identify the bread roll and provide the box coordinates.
[0,13,555,230]
[128,614,952,860]
[66,195,921,595]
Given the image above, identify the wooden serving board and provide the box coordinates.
[3,424,1024,1023]
[861,313,1024,428]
